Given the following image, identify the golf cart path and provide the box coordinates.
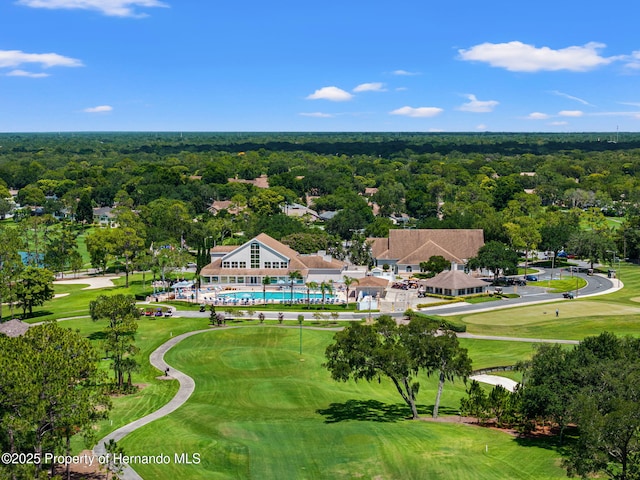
[91,325,579,479]
[92,328,213,480]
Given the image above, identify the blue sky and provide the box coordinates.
[1,0,640,132]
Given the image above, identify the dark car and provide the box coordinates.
[563,292,575,299]
[524,275,538,282]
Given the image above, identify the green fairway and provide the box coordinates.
[118,327,565,480]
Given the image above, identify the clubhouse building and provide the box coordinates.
[200,233,346,287]
[368,229,485,274]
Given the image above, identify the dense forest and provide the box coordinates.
[1,132,640,279]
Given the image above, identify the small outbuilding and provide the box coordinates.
[420,270,487,297]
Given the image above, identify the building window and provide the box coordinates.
[239,262,246,268]
[250,242,260,269]
[280,261,288,269]
[264,261,271,268]
[231,261,238,268]
[222,261,230,268]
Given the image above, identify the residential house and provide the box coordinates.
[92,207,117,227]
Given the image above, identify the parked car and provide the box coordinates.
[563,292,575,299]
[164,309,173,317]
[524,274,538,282]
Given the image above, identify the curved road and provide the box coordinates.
[92,270,620,479]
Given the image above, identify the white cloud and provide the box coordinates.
[526,112,550,120]
[549,121,568,126]
[395,87,408,91]
[0,49,83,69]
[17,0,168,17]
[6,69,50,78]
[558,110,584,117]
[550,90,593,106]
[389,106,443,118]
[457,94,499,113]
[458,41,615,72]
[391,69,419,76]
[353,82,386,93]
[623,51,640,69]
[476,124,488,130]
[84,105,113,113]
[299,112,333,118]
[306,86,353,102]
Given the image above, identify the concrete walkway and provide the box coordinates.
[92,328,212,479]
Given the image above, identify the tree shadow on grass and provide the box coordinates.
[513,425,577,456]
[87,331,108,341]
[21,310,54,321]
[317,399,420,423]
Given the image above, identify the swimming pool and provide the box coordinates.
[217,291,334,302]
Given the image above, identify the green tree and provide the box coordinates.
[342,276,359,309]
[568,229,615,269]
[419,255,450,275]
[0,227,24,320]
[324,316,422,419]
[504,216,542,274]
[85,228,113,274]
[467,240,518,282]
[15,266,55,318]
[403,316,471,418]
[43,224,79,278]
[89,294,140,390]
[109,227,145,288]
[0,323,110,479]
[288,270,303,303]
[75,190,94,225]
[248,189,285,217]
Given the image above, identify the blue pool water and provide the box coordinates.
[217,291,332,301]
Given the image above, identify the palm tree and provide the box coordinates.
[305,281,318,309]
[262,275,272,305]
[320,280,334,308]
[320,281,328,306]
[343,275,359,309]
[288,270,303,304]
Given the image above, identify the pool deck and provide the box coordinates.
[150,285,347,306]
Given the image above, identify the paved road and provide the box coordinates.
[419,270,618,316]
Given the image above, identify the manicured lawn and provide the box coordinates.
[119,328,566,479]
[62,315,210,452]
[453,262,640,340]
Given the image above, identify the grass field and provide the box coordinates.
[118,328,566,480]
[11,261,639,479]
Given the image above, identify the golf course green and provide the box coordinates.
[117,327,565,479]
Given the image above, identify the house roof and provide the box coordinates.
[369,229,484,265]
[227,174,270,189]
[201,233,346,276]
[354,276,390,288]
[420,270,487,290]
[0,319,30,337]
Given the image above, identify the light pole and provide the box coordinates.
[298,314,304,355]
